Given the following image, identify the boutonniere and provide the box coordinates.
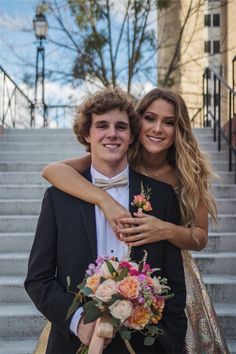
[131,181,152,213]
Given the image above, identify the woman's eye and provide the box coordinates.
[165,120,175,126]
[143,115,155,122]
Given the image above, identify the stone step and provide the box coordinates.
[0,185,46,198]
[0,134,78,142]
[215,172,236,184]
[0,253,28,276]
[1,128,73,135]
[0,162,47,172]
[0,338,37,354]
[0,200,41,215]
[203,275,236,303]
[0,276,29,303]
[0,216,38,233]
[212,184,236,198]
[192,252,236,275]
[0,173,46,185]
[0,303,46,338]
[212,161,235,171]
[216,198,236,212]
[214,303,236,339]
[0,151,85,162]
[228,340,236,354]
[207,232,236,252]
[0,233,34,252]
[209,214,236,232]
[0,141,81,151]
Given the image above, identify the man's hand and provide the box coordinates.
[77,317,96,346]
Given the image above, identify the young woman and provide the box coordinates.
[40,88,228,353]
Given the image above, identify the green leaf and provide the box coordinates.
[116,267,128,281]
[83,301,102,323]
[81,287,93,296]
[105,260,118,276]
[77,278,86,290]
[110,316,120,327]
[146,325,162,335]
[144,336,156,346]
[120,329,131,340]
[66,296,81,320]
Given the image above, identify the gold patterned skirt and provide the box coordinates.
[33,250,229,354]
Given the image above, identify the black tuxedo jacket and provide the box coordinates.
[25,168,187,354]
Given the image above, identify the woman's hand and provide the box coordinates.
[118,212,172,246]
[99,195,131,238]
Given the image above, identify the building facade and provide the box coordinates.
[157,0,236,126]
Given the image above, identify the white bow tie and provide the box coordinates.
[94,174,128,190]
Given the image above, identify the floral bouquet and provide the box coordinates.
[66,252,173,354]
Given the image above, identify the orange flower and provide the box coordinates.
[86,274,101,293]
[118,276,140,299]
[143,201,152,212]
[126,305,151,330]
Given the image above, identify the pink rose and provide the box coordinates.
[95,279,117,302]
[118,276,140,299]
[109,300,133,322]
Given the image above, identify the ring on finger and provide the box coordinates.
[139,233,143,240]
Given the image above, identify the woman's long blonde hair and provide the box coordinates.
[129,88,217,225]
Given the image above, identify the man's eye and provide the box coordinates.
[143,115,155,122]
[116,125,127,131]
[96,124,107,129]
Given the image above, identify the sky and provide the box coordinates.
[0,0,156,126]
[0,0,84,108]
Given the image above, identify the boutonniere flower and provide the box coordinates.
[132,182,152,213]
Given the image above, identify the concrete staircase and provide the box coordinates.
[0,127,235,353]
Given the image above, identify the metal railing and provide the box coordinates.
[203,66,236,183]
[0,65,34,128]
[0,65,77,128]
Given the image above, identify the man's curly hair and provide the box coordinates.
[73,87,140,151]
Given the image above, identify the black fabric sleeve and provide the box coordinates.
[24,188,78,338]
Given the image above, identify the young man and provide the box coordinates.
[25,87,187,354]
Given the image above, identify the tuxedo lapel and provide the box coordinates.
[79,170,97,260]
[128,168,142,215]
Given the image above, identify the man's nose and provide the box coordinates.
[107,125,117,136]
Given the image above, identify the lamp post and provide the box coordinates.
[33,9,48,127]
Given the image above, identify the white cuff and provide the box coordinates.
[70,307,83,336]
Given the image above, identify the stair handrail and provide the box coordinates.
[0,64,35,128]
[203,66,236,183]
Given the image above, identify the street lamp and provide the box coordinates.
[33,10,48,127]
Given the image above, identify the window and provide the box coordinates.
[204,41,211,54]
[204,14,211,26]
[213,40,220,54]
[213,14,220,26]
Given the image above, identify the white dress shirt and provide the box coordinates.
[70,165,129,335]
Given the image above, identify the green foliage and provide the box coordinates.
[116,267,129,281]
[83,300,103,323]
[105,260,118,277]
[144,336,156,346]
[66,295,81,320]
[120,328,132,340]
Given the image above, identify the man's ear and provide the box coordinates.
[84,135,91,144]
